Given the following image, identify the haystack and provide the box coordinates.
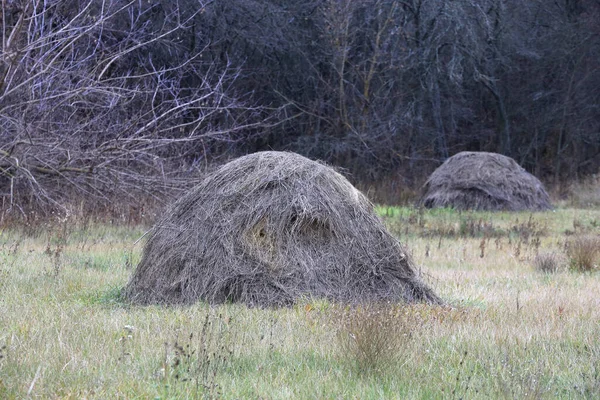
[124,151,440,306]
[419,151,552,211]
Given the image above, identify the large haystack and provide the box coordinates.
[125,151,440,306]
[419,151,552,211]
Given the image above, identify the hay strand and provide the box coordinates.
[418,152,552,211]
[124,151,440,306]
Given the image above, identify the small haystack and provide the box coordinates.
[125,151,440,306]
[419,151,552,211]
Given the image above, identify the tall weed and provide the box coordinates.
[333,303,414,375]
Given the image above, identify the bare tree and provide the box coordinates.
[0,0,271,215]
[2,0,599,212]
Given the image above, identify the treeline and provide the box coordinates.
[1,0,599,213]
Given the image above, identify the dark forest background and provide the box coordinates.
[1,0,599,216]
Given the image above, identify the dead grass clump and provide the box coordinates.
[532,251,565,273]
[124,151,440,307]
[334,303,414,374]
[567,235,600,272]
[418,152,552,211]
[568,175,600,209]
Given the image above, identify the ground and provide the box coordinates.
[0,207,599,399]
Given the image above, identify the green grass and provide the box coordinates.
[1,208,599,398]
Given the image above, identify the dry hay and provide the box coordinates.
[419,151,552,211]
[124,151,440,307]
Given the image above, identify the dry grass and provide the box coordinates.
[532,251,565,273]
[567,175,600,209]
[567,235,600,272]
[0,207,599,398]
[333,303,416,375]
[125,151,439,306]
[419,151,552,211]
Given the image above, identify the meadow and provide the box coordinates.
[1,207,599,399]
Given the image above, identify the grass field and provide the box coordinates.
[1,207,599,399]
